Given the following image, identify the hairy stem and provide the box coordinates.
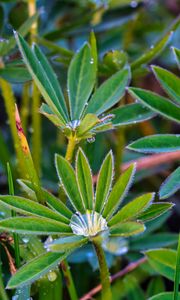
[65,137,77,163]
[93,241,112,300]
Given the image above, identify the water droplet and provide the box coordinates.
[87,136,95,143]
[48,271,57,282]
[22,236,29,243]
[150,45,154,49]
[130,1,138,8]
[90,58,94,64]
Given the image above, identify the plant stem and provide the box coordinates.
[61,260,78,300]
[7,163,21,268]
[174,234,180,300]
[65,137,77,163]
[93,241,112,300]
[0,259,8,300]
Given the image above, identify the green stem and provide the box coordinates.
[174,234,180,300]
[93,241,112,300]
[59,137,78,300]
[65,137,77,163]
[0,259,8,300]
[7,163,21,268]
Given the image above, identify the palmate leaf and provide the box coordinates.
[47,236,88,253]
[109,193,154,226]
[111,103,155,126]
[94,151,114,213]
[138,203,174,222]
[127,134,180,153]
[0,217,71,235]
[7,252,68,289]
[128,87,180,123]
[18,179,72,220]
[103,163,136,220]
[86,68,130,116]
[76,149,94,210]
[145,248,179,282]
[15,33,68,124]
[55,154,85,213]
[159,167,180,199]
[110,221,145,237]
[67,43,96,120]
[0,195,68,224]
[152,65,180,104]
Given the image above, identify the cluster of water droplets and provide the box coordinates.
[70,210,109,237]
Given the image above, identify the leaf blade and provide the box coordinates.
[159,167,180,199]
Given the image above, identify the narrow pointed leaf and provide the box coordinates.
[86,68,130,116]
[149,292,180,300]
[39,103,65,127]
[103,163,136,219]
[138,202,174,222]
[15,33,67,123]
[0,195,68,224]
[128,87,180,123]
[89,31,98,74]
[18,179,72,219]
[110,221,145,237]
[76,149,94,210]
[55,154,85,212]
[33,44,69,119]
[109,193,154,226]
[0,217,71,235]
[47,236,88,252]
[127,134,180,153]
[111,103,155,126]
[68,43,96,119]
[152,65,180,104]
[145,248,178,282]
[172,47,180,69]
[94,151,114,212]
[76,114,100,137]
[7,252,68,289]
[159,167,180,199]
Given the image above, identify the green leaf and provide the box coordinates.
[110,221,145,237]
[47,236,88,253]
[174,235,180,300]
[94,151,114,213]
[172,47,180,69]
[89,30,98,74]
[0,217,71,235]
[39,103,65,128]
[17,179,72,220]
[127,134,180,153]
[159,167,180,199]
[123,275,145,300]
[103,163,136,220]
[0,195,68,224]
[145,248,178,282]
[149,292,180,300]
[33,44,69,120]
[0,13,38,56]
[111,103,155,126]
[0,66,31,83]
[146,277,165,298]
[152,65,180,104]
[15,33,67,124]
[76,149,94,210]
[7,252,68,288]
[76,114,100,137]
[86,68,130,116]
[55,154,85,213]
[130,233,178,251]
[131,30,173,71]
[128,88,180,123]
[138,203,174,222]
[109,193,154,226]
[67,43,96,120]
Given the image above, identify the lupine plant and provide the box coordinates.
[0,1,180,300]
[0,149,173,299]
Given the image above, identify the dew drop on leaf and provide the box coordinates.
[87,137,95,143]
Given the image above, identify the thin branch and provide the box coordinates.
[80,257,146,300]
